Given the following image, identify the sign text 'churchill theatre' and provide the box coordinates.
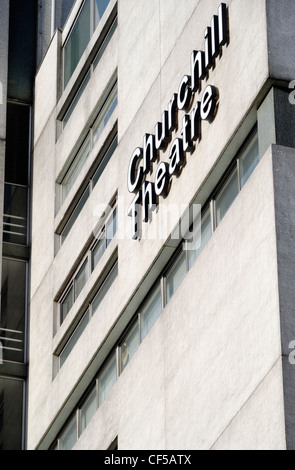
[127,3,229,240]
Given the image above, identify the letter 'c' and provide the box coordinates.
[128,147,144,193]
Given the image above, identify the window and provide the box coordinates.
[57,261,118,369]
[91,261,118,314]
[120,322,140,372]
[60,284,74,325]
[58,203,117,327]
[166,251,187,303]
[64,0,91,87]
[63,0,111,87]
[60,17,117,131]
[215,168,239,227]
[188,208,212,270]
[80,386,97,433]
[92,83,117,147]
[140,284,162,341]
[98,352,117,406]
[59,414,77,451]
[61,138,91,206]
[0,378,24,450]
[63,72,91,127]
[58,133,117,247]
[57,77,117,215]
[60,310,90,368]
[239,133,259,188]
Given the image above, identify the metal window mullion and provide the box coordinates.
[237,157,242,193]
[95,378,99,410]
[138,313,142,344]
[116,345,121,378]
[210,199,216,233]
[161,276,166,310]
[76,409,80,441]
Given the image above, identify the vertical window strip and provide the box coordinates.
[61,16,118,130]
[58,202,118,326]
[58,261,118,370]
[63,0,111,88]
[57,80,118,214]
[58,132,118,248]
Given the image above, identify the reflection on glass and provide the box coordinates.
[60,310,90,368]
[59,414,77,450]
[98,352,117,406]
[121,322,139,372]
[75,259,89,298]
[63,71,91,127]
[61,137,91,205]
[166,251,187,303]
[92,135,117,188]
[106,207,117,246]
[61,186,90,244]
[141,284,162,341]
[92,234,106,270]
[80,386,97,432]
[92,262,118,315]
[60,284,74,324]
[64,0,91,87]
[240,135,259,188]
[92,85,117,148]
[94,0,110,26]
[216,169,239,226]
[188,210,212,269]
[93,18,117,70]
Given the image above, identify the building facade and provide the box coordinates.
[2,0,295,450]
[0,0,74,450]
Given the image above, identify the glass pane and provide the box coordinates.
[98,352,117,406]
[64,0,91,87]
[93,18,117,70]
[94,0,110,27]
[140,284,162,341]
[92,234,106,270]
[106,206,117,246]
[166,251,187,303]
[92,85,117,148]
[75,258,89,299]
[60,284,74,324]
[240,136,259,188]
[0,377,24,450]
[61,186,90,244]
[3,184,27,245]
[63,71,91,127]
[216,169,239,226]
[59,414,77,450]
[60,310,90,368]
[80,386,97,433]
[92,262,118,315]
[61,137,91,204]
[1,259,26,363]
[92,135,117,188]
[188,209,212,270]
[121,322,139,372]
